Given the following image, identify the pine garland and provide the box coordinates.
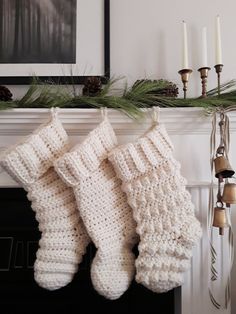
[1,78,236,118]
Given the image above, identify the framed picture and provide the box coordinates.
[0,0,110,84]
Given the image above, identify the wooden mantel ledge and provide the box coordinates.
[0,107,235,135]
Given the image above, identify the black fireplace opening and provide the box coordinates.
[0,188,181,314]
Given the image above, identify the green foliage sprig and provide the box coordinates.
[1,78,236,118]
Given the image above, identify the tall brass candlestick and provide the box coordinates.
[214,64,223,97]
[198,67,211,98]
[178,69,193,99]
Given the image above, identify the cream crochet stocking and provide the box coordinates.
[0,112,90,290]
[108,122,202,293]
[54,116,137,300]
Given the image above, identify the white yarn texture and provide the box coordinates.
[55,117,137,300]
[0,114,90,290]
[108,123,202,293]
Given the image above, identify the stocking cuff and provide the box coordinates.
[108,124,174,182]
[55,118,117,186]
[0,115,68,187]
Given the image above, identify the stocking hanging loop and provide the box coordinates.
[152,106,160,125]
[50,107,59,119]
[101,107,108,120]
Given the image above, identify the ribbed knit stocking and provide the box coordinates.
[54,116,137,300]
[108,122,202,293]
[0,112,90,290]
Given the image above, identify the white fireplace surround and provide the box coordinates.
[0,107,235,314]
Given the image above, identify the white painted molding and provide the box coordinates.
[0,107,235,135]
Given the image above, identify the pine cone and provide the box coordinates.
[133,79,179,98]
[0,86,13,101]
[155,80,179,98]
[82,77,102,97]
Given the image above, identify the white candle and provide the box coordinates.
[215,15,222,64]
[202,27,208,67]
[182,21,189,69]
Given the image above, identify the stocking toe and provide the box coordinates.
[91,249,135,300]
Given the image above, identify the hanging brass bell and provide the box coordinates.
[212,206,228,235]
[214,155,235,179]
[222,181,236,204]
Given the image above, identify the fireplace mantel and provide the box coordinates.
[0,108,234,314]
[0,107,235,136]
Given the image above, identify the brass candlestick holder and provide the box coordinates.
[198,67,211,98]
[178,69,193,99]
[214,64,224,97]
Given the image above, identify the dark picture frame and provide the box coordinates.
[0,0,110,85]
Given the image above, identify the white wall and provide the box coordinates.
[5,0,236,312]
[110,0,236,98]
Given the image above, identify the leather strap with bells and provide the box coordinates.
[214,112,235,180]
[209,110,234,309]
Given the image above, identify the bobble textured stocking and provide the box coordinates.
[55,114,137,300]
[0,111,90,290]
[108,119,202,293]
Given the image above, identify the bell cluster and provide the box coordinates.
[213,115,235,235]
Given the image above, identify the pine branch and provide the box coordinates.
[0,101,17,110]
[1,77,236,118]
